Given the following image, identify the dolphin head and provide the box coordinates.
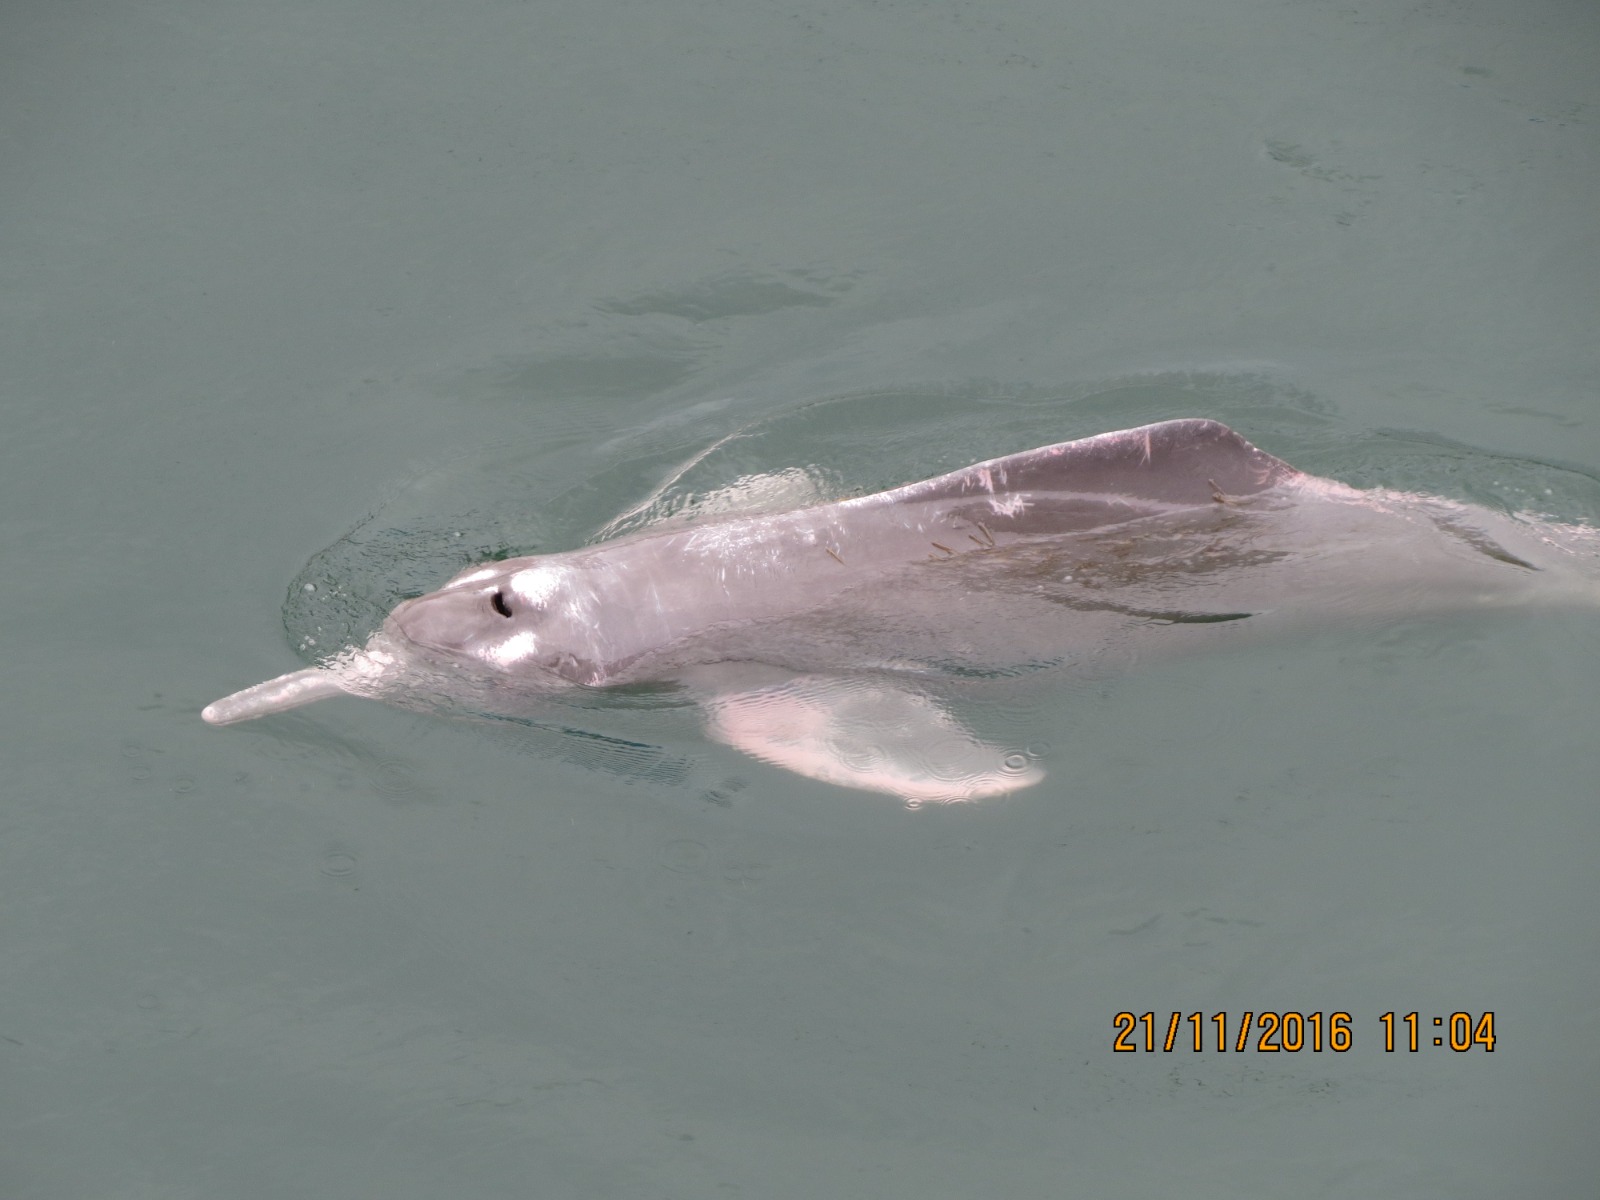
[201,554,600,726]
[383,557,602,687]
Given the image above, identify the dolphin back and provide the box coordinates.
[907,418,1302,508]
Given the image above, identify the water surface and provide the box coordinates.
[3,0,1597,1196]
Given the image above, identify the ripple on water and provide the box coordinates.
[320,850,358,879]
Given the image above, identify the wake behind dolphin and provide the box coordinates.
[203,419,1600,801]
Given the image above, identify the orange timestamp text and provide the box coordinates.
[1113,1010,1496,1053]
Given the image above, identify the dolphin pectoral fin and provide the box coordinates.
[693,670,1043,802]
[201,668,350,725]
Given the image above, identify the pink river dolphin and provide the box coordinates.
[204,419,1599,801]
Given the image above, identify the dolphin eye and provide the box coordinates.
[490,590,513,618]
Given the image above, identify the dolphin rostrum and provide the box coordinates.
[203,419,1599,801]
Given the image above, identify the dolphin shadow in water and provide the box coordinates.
[204,419,1600,802]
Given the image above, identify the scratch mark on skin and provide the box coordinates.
[976,521,996,547]
[1141,430,1154,465]
[969,534,988,548]
[1208,478,1237,505]
[825,547,845,565]
[931,541,955,555]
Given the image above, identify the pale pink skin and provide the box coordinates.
[203,419,1599,800]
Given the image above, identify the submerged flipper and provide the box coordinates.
[202,668,350,725]
[694,669,1043,802]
